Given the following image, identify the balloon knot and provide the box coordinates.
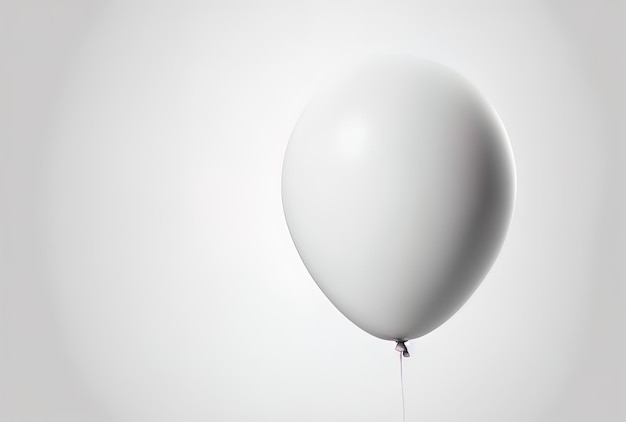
[395,340,410,358]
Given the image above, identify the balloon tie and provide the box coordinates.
[395,340,410,358]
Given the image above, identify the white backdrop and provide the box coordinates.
[1,1,624,421]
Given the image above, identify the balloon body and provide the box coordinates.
[282,57,516,341]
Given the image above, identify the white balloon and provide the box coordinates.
[282,57,516,342]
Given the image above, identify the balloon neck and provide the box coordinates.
[395,340,410,358]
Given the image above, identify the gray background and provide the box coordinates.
[1,1,624,421]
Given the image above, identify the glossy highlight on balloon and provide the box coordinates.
[282,57,516,342]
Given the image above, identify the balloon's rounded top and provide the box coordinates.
[282,56,516,341]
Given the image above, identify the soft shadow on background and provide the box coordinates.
[1,1,624,421]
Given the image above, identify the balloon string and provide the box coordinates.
[396,341,408,422]
[400,351,406,422]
